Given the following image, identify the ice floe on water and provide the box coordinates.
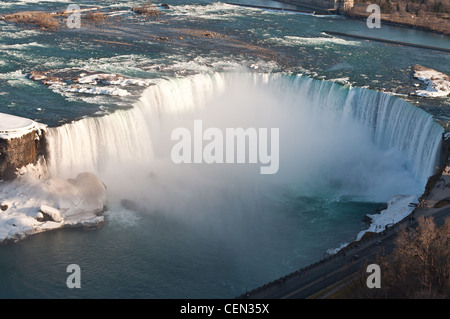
[412,65,450,98]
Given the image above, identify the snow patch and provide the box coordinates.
[77,73,153,87]
[28,69,155,97]
[326,242,349,255]
[356,194,419,241]
[50,84,131,97]
[412,67,450,97]
[0,158,107,244]
[39,205,63,222]
[0,112,46,139]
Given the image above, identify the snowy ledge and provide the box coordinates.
[355,194,419,241]
[0,158,107,244]
[411,65,450,98]
[327,194,419,255]
[0,112,47,140]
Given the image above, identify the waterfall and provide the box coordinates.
[46,72,443,192]
[46,73,227,178]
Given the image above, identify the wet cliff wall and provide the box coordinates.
[0,129,47,180]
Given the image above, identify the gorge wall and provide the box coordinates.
[0,128,47,180]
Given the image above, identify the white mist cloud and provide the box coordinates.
[46,72,429,240]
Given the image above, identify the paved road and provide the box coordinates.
[240,206,450,299]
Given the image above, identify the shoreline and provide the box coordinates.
[323,31,450,53]
[344,11,450,38]
[269,0,450,37]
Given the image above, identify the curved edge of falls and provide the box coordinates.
[45,71,444,186]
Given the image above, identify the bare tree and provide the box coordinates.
[354,217,449,298]
[394,217,450,296]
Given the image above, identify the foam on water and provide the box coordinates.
[169,2,257,20]
[268,35,361,47]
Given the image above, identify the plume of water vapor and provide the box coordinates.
[45,72,443,240]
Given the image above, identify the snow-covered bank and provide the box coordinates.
[0,112,46,139]
[412,65,450,98]
[327,194,420,255]
[356,194,419,241]
[0,158,106,244]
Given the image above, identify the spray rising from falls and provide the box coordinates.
[46,72,443,211]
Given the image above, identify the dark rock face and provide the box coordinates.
[38,205,63,223]
[0,129,47,180]
[443,132,450,159]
